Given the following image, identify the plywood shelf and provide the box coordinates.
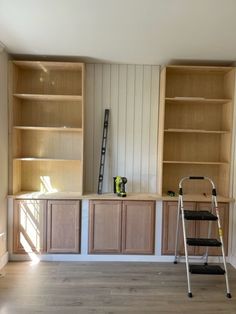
[13,94,82,101]
[13,126,83,132]
[164,129,229,134]
[14,158,81,162]
[165,97,232,104]
[165,65,234,74]
[163,161,229,165]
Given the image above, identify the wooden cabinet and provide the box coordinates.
[89,201,122,253]
[162,201,229,256]
[13,199,46,254]
[47,200,81,253]
[158,66,235,198]
[122,201,155,254]
[162,201,196,255]
[89,200,155,254]
[9,61,85,195]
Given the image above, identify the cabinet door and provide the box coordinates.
[13,199,46,254]
[89,201,122,254]
[162,201,196,255]
[195,202,229,256]
[122,201,155,254]
[47,200,80,253]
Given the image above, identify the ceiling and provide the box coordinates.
[0,0,236,65]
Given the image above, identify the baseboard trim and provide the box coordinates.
[9,253,228,263]
[0,251,8,269]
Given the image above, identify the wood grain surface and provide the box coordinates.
[0,261,235,313]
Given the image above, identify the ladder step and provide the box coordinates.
[184,210,217,220]
[187,238,221,247]
[189,265,225,275]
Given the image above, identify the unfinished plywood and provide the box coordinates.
[9,61,85,195]
[12,61,83,95]
[165,66,235,99]
[159,65,235,199]
[13,129,83,160]
[164,99,232,131]
[13,99,82,128]
[18,160,82,193]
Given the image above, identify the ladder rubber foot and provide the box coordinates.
[188,292,193,298]
[227,293,232,298]
[174,261,177,264]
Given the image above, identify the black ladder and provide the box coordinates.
[174,176,231,298]
[97,109,109,194]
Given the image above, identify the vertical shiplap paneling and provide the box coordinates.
[125,65,135,192]
[110,65,119,187]
[149,66,160,193]
[132,65,143,192]
[141,66,152,193]
[117,65,127,176]
[102,64,111,193]
[85,64,160,194]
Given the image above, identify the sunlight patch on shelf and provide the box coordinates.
[40,176,58,193]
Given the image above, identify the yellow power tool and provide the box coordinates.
[113,176,127,197]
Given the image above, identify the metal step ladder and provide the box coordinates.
[174,176,231,298]
[97,109,109,194]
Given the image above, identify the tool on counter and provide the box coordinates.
[113,176,127,197]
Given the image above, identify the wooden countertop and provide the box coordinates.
[8,191,234,202]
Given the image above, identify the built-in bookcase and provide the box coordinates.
[158,66,235,198]
[9,61,85,195]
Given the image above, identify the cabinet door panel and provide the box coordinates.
[162,201,196,255]
[89,201,122,254]
[122,201,155,254]
[195,202,229,256]
[13,199,46,254]
[47,200,80,253]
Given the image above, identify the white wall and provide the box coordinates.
[85,64,160,194]
[0,50,8,266]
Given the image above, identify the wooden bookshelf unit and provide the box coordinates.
[9,61,85,195]
[158,66,235,198]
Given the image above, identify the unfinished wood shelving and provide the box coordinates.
[158,65,235,198]
[9,60,85,195]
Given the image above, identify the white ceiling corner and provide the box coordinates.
[0,0,236,65]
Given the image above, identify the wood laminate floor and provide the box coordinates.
[0,261,236,313]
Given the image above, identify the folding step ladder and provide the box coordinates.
[174,176,231,298]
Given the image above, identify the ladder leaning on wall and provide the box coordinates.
[174,176,231,298]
